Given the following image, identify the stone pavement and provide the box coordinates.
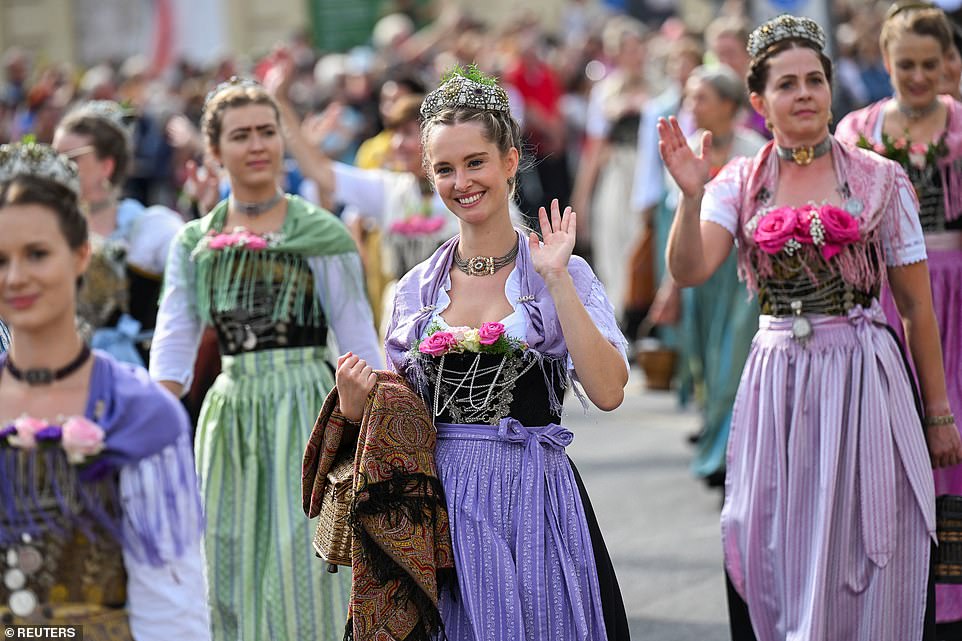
[566,372,731,641]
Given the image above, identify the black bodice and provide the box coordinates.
[209,254,328,355]
[420,351,565,426]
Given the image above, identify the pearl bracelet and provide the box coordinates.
[924,414,957,427]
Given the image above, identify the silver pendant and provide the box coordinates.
[17,546,42,574]
[4,567,25,590]
[792,315,813,341]
[6,549,17,567]
[8,588,37,617]
[790,300,813,343]
[844,197,864,216]
[242,324,257,351]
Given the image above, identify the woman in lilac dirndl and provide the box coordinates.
[658,15,962,641]
[334,67,630,641]
[834,5,962,632]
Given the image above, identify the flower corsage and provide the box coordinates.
[753,204,860,260]
[1,415,106,464]
[414,322,527,357]
[192,227,281,257]
[856,131,948,170]
[389,215,446,237]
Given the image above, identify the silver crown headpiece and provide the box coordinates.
[421,68,510,120]
[204,76,263,109]
[0,141,80,195]
[747,14,826,60]
[71,100,132,134]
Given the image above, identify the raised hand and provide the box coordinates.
[263,49,296,101]
[657,116,712,200]
[183,158,221,216]
[529,199,576,281]
[334,351,377,422]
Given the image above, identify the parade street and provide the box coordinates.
[568,370,730,641]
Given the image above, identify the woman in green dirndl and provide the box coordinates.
[149,78,382,641]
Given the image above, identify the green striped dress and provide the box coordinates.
[150,196,382,640]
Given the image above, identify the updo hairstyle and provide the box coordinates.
[0,175,88,249]
[56,110,131,188]
[201,83,280,151]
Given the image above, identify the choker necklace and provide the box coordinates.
[453,242,519,277]
[230,190,284,217]
[897,99,939,122]
[6,344,92,386]
[775,136,832,166]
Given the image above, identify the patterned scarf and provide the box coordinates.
[303,371,454,641]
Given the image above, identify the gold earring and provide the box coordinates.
[765,119,774,132]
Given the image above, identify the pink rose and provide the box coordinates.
[894,138,907,150]
[418,331,458,356]
[753,207,799,255]
[9,415,46,449]
[817,205,860,259]
[478,322,506,345]
[208,233,232,250]
[873,143,887,154]
[243,234,268,250]
[61,416,106,464]
[792,208,818,245]
[423,217,445,233]
[910,142,927,155]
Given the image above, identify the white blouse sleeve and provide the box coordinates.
[699,158,748,237]
[882,170,928,266]
[307,253,384,368]
[127,206,184,276]
[332,162,390,224]
[120,442,210,641]
[148,237,203,392]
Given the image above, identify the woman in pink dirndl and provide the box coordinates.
[835,6,962,631]
[659,14,962,641]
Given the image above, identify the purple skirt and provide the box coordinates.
[881,242,962,623]
[434,419,607,641]
[722,302,935,641]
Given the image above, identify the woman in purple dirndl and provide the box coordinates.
[834,5,962,632]
[658,15,962,641]
[333,67,630,641]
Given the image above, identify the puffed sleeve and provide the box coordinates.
[126,206,184,277]
[148,233,203,392]
[699,157,750,237]
[120,432,210,641]
[881,167,928,267]
[567,256,629,374]
[307,252,384,368]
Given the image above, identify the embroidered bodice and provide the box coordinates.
[208,251,328,355]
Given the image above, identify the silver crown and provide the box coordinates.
[204,76,263,109]
[71,100,131,133]
[0,142,80,194]
[421,72,510,120]
[747,14,826,59]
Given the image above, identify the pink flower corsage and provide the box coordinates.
[478,322,506,345]
[61,417,106,464]
[755,205,859,260]
[1,414,106,464]
[204,227,272,252]
[418,331,459,356]
[390,216,446,236]
[753,207,799,254]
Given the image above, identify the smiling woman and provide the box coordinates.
[333,66,632,641]
[835,2,962,634]
[0,141,209,640]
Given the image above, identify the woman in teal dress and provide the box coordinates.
[149,78,382,641]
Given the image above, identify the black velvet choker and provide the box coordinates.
[6,344,92,386]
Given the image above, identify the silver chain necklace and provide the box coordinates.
[897,99,939,122]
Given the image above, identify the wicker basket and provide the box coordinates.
[312,454,355,573]
[936,495,962,583]
[636,346,677,391]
